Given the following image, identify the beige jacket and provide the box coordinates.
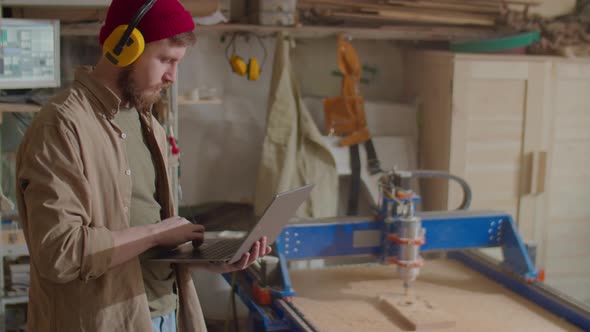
[255,33,338,218]
[16,67,206,332]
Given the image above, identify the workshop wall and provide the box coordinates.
[291,38,404,102]
[18,33,408,212]
[177,32,406,207]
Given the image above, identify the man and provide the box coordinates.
[15,0,271,331]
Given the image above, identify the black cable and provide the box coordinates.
[253,34,268,71]
[225,33,238,62]
[347,144,361,216]
[410,170,472,210]
[364,139,382,175]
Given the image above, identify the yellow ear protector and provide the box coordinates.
[103,0,157,67]
[225,33,267,81]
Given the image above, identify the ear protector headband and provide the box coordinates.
[225,33,267,81]
[103,0,158,67]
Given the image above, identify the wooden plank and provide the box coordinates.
[379,294,456,331]
[302,0,497,26]
[409,0,499,9]
[426,0,540,6]
[299,0,404,11]
[300,0,538,11]
[330,10,495,26]
[385,0,501,14]
[374,5,498,20]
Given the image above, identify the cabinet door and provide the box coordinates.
[542,61,590,303]
[449,57,550,242]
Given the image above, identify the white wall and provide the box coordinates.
[177,31,406,208]
[291,37,404,102]
[176,32,275,206]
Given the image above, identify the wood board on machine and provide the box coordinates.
[379,294,456,331]
[288,260,580,331]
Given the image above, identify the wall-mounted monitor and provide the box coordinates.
[0,18,60,89]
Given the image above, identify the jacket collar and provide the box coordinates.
[74,66,122,119]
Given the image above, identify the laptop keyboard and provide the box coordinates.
[198,238,244,260]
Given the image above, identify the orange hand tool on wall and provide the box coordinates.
[323,34,370,147]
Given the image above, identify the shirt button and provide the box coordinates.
[123,206,129,212]
[125,169,131,176]
[121,133,127,139]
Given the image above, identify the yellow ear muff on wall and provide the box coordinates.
[247,57,260,81]
[103,25,146,67]
[230,55,248,76]
[225,32,266,82]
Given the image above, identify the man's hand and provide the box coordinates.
[110,216,204,269]
[154,216,204,248]
[190,236,272,274]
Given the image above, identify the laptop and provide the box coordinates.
[152,184,315,264]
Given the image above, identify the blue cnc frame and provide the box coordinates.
[277,210,537,279]
[226,210,589,331]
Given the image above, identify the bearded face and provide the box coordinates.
[117,64,171,110]
[114,38,186,109]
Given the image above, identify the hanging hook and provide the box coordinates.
[224,32,238,61]
[253,34,268,72]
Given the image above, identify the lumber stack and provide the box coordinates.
[500,2,590,57]
[298,0,539,28]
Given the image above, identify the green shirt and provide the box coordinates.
[114,107,176,318]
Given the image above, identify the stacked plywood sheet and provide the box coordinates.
[298,0,539,28]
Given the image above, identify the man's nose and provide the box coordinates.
[163,70,176,83]
[163,64,177,83]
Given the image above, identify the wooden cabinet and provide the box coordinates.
[404,51,590,304]
[404,51,552,232]
[541,60,590,300]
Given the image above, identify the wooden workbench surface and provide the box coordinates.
[289,259,581,332]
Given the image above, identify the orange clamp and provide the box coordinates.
[387,256,424,268]
[387,234,425,246]
[252,283,272,305]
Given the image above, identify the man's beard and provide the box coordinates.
[117,65,169,110]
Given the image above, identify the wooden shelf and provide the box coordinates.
[177,96,223,106]
[0,103,40,113]
[0,295,28,306]
[62,22,497,41]
[0,244,28,257]
[197,24,497,40]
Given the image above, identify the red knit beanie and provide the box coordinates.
[99,0,195,45]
